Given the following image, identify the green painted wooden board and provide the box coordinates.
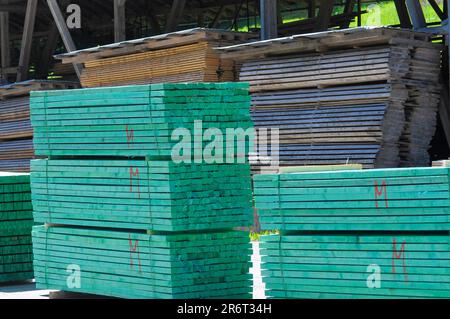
[31,159,252,231]
[30,83,253,159]
[260,233,450,299]
[0,172,34,282]
[33,226,251,299]
[254,166,450,231]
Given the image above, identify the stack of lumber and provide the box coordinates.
[30,83,252,159]
[0,80,79,172]
[254,166,450,298]
[260,233,450,299]
[254,167,450,231]
[30,83,254,298]
[251,83,408,169]
[0,172,33,283]
[218,27,443,171]
[55,28,255,88]
[33,227,251,299]
[31,159,252,232]
[399,47,442,166]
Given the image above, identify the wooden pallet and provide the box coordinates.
[254,166,450,231]
[33,226,252,299]
[31,159,253,232]
[260,233,450,299]
[0,172,33,283]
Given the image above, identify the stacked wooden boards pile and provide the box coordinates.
[218,27,443,171]
[0,80,79,172]
[55,28,256,88]
[253,167,450,298]
[0,172,33,283]
[30,83,253,158]
[29,83,254,298]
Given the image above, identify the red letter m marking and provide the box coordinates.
[392,238,408,282]
[129,167,140,198]
[129,234,142,273]
[374,180,388,208]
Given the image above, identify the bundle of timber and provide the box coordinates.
[30,83,252,159]
[31,159,252,231]
[33,226,251,299]
[254,167,450,231]
[218,27,443,170]
[30,82,254,298]
[0,80,79,172]
[0,172,33,283]
[55,28,256,88]
[260,233,450,299]
[251,83,408,169]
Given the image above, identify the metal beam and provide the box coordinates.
[394,0,413,28]
[165,0,186,33]
[260,0,278,40]
[315,0,334,31]
[114,0,126,42]
[16,0,38,82]
[406,0,427,29]
[47,0,82,79]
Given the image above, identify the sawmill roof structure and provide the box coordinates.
[0,0,447,83]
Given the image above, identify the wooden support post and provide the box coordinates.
[0,1,11,80]
[260,0,278,40]
[340,0,356,28]
[47,0,82,79]
[16,0,38,82]
[394,0,413,28]
[406,0,427,29]
[210,5,225,28]
[315,0,333,31]
[165,0,186,33]
[114,0,126,42]
[36,23,59,79]
[308,0,316,19]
